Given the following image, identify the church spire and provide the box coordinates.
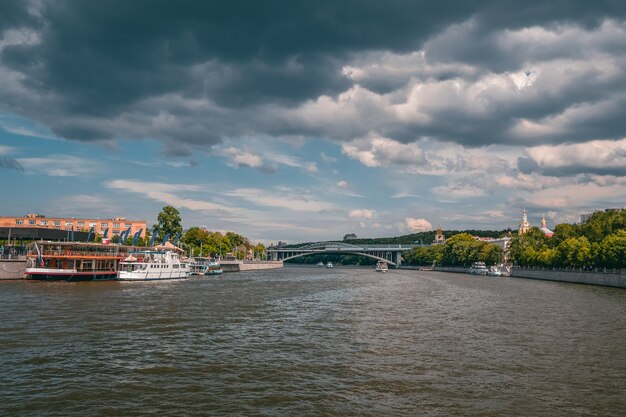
[518,208,531,235]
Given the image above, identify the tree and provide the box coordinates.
[600,230,626,268]
[157,206,182,242]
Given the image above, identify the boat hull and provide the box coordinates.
[117,272,189,281]
[25,268,117,281]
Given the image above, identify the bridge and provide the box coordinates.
[267,242,420,267]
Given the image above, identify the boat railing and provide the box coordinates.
[37,249,122,257]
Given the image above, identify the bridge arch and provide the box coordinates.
[281,251,397,266]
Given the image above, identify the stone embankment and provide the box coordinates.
[511,267,626,289]
[220,260,283,272]
[0,258,28,279]
[424,265,625,289]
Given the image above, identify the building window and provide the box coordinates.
[54,221,61,226]
[77,222,85,227]
[29,220,36,225]
[65,222,73,226]
[15,220,23,225]
[101,223,108,229]
[89,223,96,227]
[113,230,120,235]
[125,223,132,228]
[40,220,48,226]
[113,223,120,228]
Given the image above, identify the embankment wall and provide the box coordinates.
[511,268,626,289]
[220,260,284,272]
[0,259,28,279]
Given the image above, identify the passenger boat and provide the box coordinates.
[24,241,129,281]
[325,262,334,268]
[470,262,489,275]
[205,259,223,276]
[189,257,210,275]
[375,260,389,272]
[316,261,324,267]
[117,250,190,281]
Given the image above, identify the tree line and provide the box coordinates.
[509,209,626,269]
[403,233,504,267]
[108,205,266,259]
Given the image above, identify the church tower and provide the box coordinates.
[434,225,445,244]
[518,209,531,235]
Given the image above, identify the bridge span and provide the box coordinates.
[267,242,420,267]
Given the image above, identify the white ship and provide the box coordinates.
[117,250,190,281]
[375,260,388,272]
[326,262,334,268]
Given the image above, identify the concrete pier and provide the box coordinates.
[0,259,28,280]
[220,260,283,272]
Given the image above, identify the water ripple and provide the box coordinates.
[1,267,625,416]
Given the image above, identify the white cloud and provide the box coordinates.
[107,179,233,212]
[219,147,264,168]
[526,138,626,170]
[431,183,488,199]
[404,218,433,232]
[348,209,375,219]
[321,152,337,163]
[336,180,349,189]
[342,135,425,168]
[224,188,335,212]
[17,155,103,177]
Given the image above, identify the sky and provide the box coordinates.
[1,0,626,244]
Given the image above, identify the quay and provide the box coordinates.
[0,258,28,280]
[220,260,283,272]
[423,266,626,289]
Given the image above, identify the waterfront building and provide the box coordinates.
[518,209,531,235]
[0,213,146,238]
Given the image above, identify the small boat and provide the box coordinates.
[118,250,190,281]
[325,262,334,268]
[375,260,388,272]
[205,259,223,275]
[189,257,210,275]
[469,262,489,275]
[316,261,324,267]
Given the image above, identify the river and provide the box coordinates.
[1,267,625,416]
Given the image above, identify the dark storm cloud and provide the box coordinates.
[1,0,626,148]
[0,0,38,31]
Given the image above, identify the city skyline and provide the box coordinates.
[2,1,626,243]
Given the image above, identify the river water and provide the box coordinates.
[1,267,625,416]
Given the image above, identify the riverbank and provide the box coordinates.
[511,267,626,289]
[220,260,283,272]
[422,265,626,289]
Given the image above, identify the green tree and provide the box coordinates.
[157,206,183,241]
[600,230,626,268]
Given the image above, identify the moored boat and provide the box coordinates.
[470,262,489,275]
[325,262,334,268]
[24,241,128,281]
[205,259,223,275]
[117,250,190,281]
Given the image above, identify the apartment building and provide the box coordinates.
[0,213,147,238]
